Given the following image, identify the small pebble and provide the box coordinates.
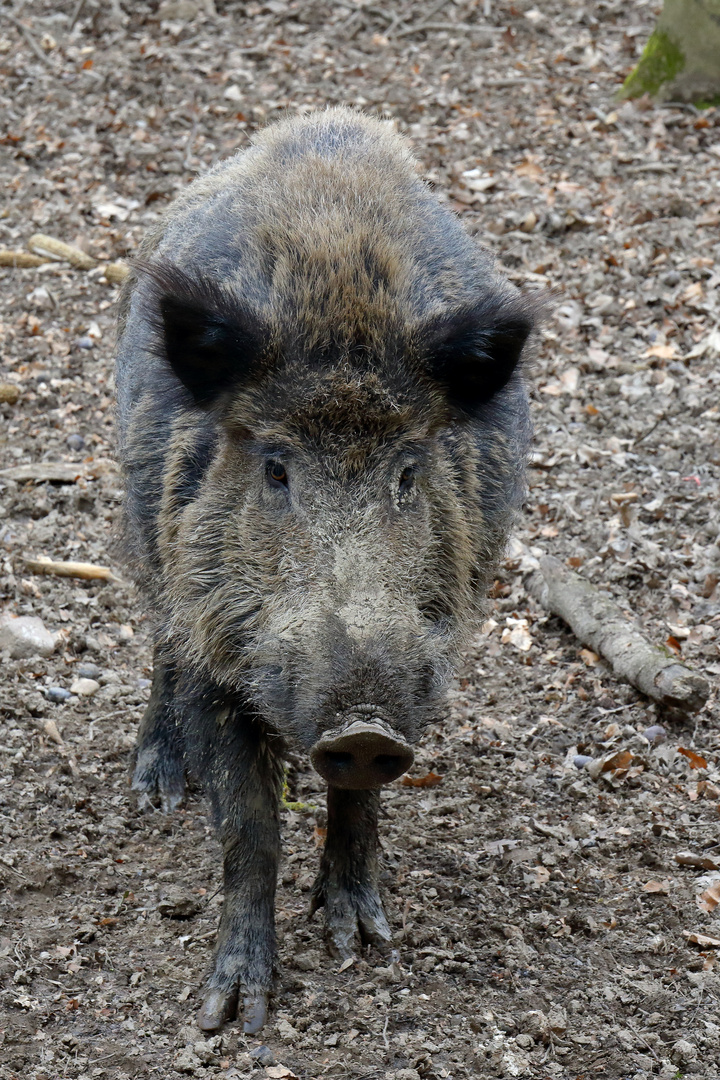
[643,724,666,745]
[137,678,152,690]
[70,677,100,697]
[662,269,681,287]
[573,755,593,770]
[249,1045,274,1067]
[75,336,95,350]
[45,686,71,703]
[76,661,101,679]
[66,433,85,451]
[118,624,134,642]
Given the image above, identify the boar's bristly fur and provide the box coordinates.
[115,107,537,1033]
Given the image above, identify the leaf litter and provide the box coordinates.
[0,1,719,1079]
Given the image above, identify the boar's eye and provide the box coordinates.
[398,466,415,497]
[267,460,288,489]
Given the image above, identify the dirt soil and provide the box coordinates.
[1,2,719,1078]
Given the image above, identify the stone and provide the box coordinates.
[70,677,100,696]
[249,1045,275,1067]
[76,662,101,679]
[66,433,85,451]
[0,614,57,658]
[670,1039,697,1065]
[45,686,71,703]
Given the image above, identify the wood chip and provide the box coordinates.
[103,261,130,283]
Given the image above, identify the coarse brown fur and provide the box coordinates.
[115,107,538,1029]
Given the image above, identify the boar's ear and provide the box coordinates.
[137,260,266,407]
[425,294,536,418]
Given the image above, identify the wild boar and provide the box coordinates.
[115,107,536,1033]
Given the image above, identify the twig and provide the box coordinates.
[23,556,121,584]
[396,20,502,38]
[1,12,58,73]
[528,555,709,715]
[69,0,87,30]
[631,411,667,447]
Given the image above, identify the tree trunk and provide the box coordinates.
[620,0,720,104]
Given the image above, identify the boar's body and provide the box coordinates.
[116,108,534,1033]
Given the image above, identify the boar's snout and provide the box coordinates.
[310,718,414,789]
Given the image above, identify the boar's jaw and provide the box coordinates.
[310,718,414,790]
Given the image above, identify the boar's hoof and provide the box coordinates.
[242,993,269,1035]
[196,988,268,1033]
[131,745,185,814]
[311,880,393,960]
[196,987,238,1031]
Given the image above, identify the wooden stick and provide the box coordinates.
[0,249,48,268]
[528,555,709,715]
[23,556,121,584]
[28,234,97,270]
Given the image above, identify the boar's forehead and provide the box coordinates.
[230,356,441,469]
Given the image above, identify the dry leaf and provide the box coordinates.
[678,747,708,770]
[338,956,354,972]
[601,750,634,774]
[266,1067,298,1080]
[401,772,443,788]
[674,851,720,871]
[643,880,670,895]
[643,343,677,359]
[683,930,720,948]
[579,648,598,667]
[697,882,720,914]
[532,866,550,887]
[665,635,682,655]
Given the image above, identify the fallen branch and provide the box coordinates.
[28,234,97,270]
[23,556,120,583]
[528,555,709,715]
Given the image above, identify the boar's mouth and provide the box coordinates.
[310,717,414,790]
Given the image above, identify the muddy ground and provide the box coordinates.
[1,1,719,1078]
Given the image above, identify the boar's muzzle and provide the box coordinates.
[310,717,414,789]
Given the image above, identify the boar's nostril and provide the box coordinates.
[323,751,354,772]
[310,719,414,790]
[373,754,403,778]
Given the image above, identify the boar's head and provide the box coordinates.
[139,238,535,787]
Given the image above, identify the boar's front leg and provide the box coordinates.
[131,651,186,813]
[310,787,392,959]
[190,700,284,1034]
